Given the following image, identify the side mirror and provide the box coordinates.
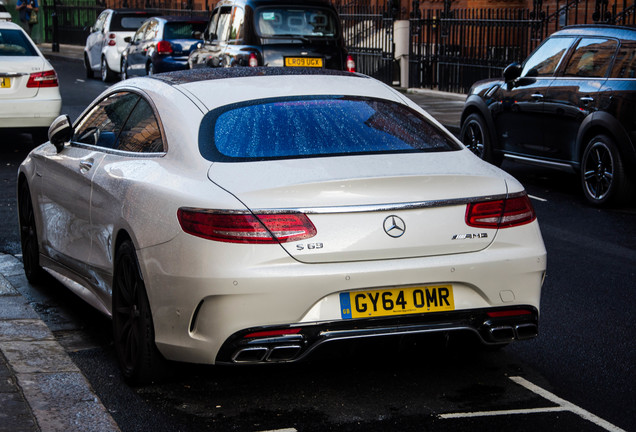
[503,63,522,83]
[124,36,132,43]
[193,31,203,40]
[48,115,73,153]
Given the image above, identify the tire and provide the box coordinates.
[460,113,503,166]
[121,58,129,80]
[18,182,46,284]
[84,53,94,79]
[147,62,155,76]
[580,134,634,206]
[112,240,165,385]
[101,56,117,82]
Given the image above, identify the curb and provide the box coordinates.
[0,254,120,432]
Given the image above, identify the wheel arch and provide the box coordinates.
[460,96,498,147]
[577,112,636,172]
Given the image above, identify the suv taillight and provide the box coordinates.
[157,40,173,55]
[466,194,536,229]
[177,209,317,244]
[346,55,356,72]
[26,70,59,88]
[248,52,258,67]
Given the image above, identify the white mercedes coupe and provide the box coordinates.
[18,68,546,384]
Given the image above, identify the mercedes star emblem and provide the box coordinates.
[383,215,406,238]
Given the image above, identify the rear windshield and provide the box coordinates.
[164,21,207,40]
[255,7,338,38]
[111,13,155,31]
[0,29,38,56]
[199,96,460,162]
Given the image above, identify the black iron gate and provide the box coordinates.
[336,3,397,84]
[409,0,636,93]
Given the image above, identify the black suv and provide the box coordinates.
[460,25,636,206]
[188,0,353,71]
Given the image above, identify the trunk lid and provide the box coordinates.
[208,151,508,263]
[260,40,344,70]
[0,57,47,100]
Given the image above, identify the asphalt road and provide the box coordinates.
[0,57,634,432]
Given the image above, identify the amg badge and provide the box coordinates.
[452,233,488,240]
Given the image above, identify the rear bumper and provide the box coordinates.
[216,306,539,364]
[0,94,61,129]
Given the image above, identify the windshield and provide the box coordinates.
[0,29,38,56]
[255,7,338,38]
[199,96,460,162]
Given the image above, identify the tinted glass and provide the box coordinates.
[611,41,636,78]
[522,37,575,77]
[215,7,232,42]
[117,98,164,153]
[563,38,617,78]
[0,29,38,56]
[200,97,459,162]
[73,92,140,148]
[111,13,154,31]
[255,7,338,37]
[164,21,207,40]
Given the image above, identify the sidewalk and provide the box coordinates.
[0,254,119,432]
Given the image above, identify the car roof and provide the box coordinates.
[554,24,636,40]
[215,0,336,8]
[0,21,24,30]
[151,15,207,23]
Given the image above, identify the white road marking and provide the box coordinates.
[528,194,547,202]
[440,376,626,432]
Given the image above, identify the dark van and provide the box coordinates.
[188,0,354,71]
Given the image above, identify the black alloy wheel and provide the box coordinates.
[18,182,45,284]
[459,113,502,166]
[121,58,129,80]
[112,240,164,385]
[84,53,94,79]
[147,62,155,76]
[580,134,633,206]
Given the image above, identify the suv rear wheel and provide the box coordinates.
[580,134,634,206]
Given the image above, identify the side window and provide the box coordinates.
[563,38,617,78]
[206,8,220,41]
[73,92,140,149]
[228,7,245,42]
[117,98,165,153]
[144,20,159,41]
[133,22,148,43]
[522,37,575,77]
[610,41,636,78]
[93,11,108,32]
[216,7,233,42]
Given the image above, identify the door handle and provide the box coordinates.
[580,96,594,104]
[79,160,94,173]
[531,93,544,100]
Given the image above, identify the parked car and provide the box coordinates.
[188,0,355,71]
[0,1,12,22]
[84,9,160,82]
[121,16,207,79]
[18,67,546,384]
[0,21,61,143]
[460,25,636,206]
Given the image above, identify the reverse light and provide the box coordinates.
[248,52,258,67]
[346,55,356,72]
[26,70,59,88]
[177,209,317,243]
[156,40,173,54]
[466,193,536,229]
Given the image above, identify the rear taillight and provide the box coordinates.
[177,209,317,244]
[248,52,258,67]
[157,40,173,54]
[26,70,59,88]
[466,194,536,229]
[108,33,116,46]
[346,55,356,72]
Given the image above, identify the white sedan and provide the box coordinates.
[0,21,62,142]
[18,68,546,384]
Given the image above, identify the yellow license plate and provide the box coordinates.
[340,285,455,319]
[0,77,10,88]
[285,57,323,67]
